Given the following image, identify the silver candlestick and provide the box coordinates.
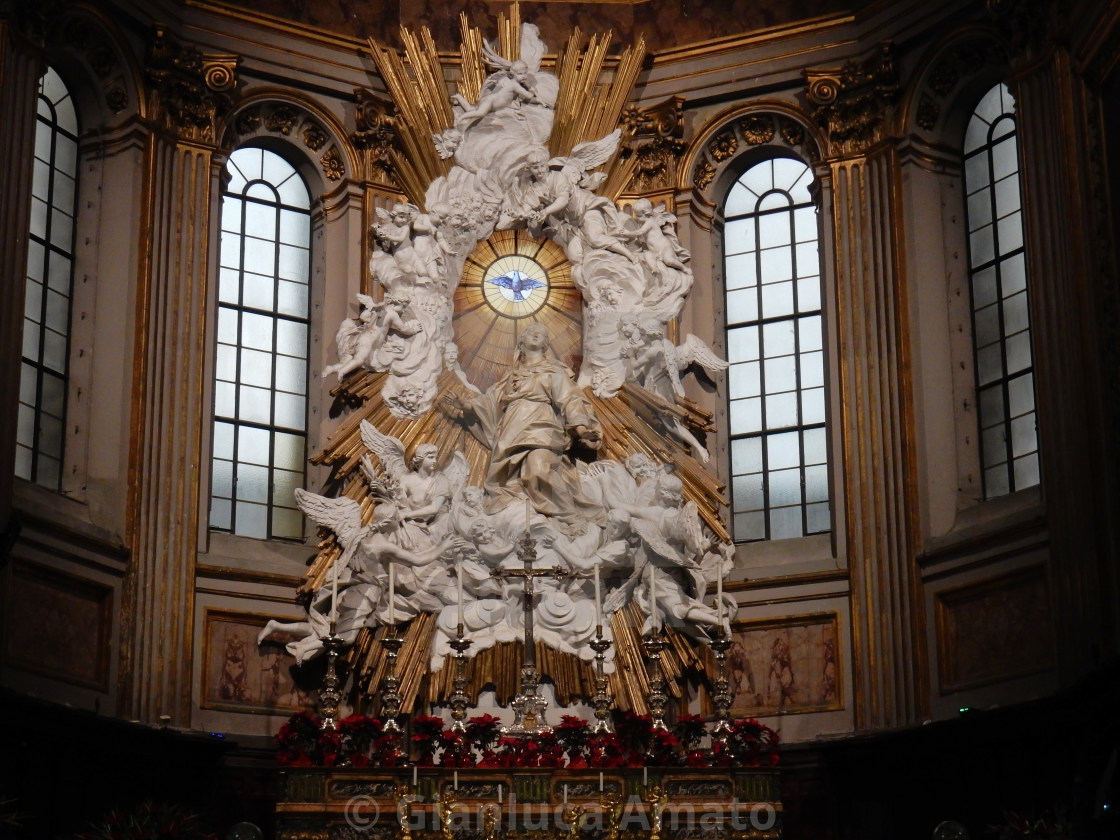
[642,630,670,732]
[448,624,473,733]
[589,625,614,733]
[707,626,734,744]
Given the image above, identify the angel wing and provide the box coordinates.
[295,489,364,547]
[441,451,471,499]
[355,292,376,310]
[569,129,621,172]
[359,419,408,481]
[631,518,685,566]
[480,39,512,72]
[665,334,729,397]
[673,334,729,376]
[373,206,392,226]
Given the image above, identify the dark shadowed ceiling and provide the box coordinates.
[209,0,867,52]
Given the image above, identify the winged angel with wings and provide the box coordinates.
[258,422,469,662]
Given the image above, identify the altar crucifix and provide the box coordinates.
[492,524,575,736]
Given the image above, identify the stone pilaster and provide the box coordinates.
[807,44,926,730]
[118,28,237,723]
[1012,47,1111,673]
[0,9,45,535]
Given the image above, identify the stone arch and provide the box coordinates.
[42,4,145,129]
[679,101,823,225]
[900,24,1012,147]
[221,92,358,198]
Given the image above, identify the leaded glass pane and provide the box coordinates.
[16,68,78,489]
[725,156,829,541]
[211,146,312,539]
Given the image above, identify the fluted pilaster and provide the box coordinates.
[118,28,237,723]
[1013,49,1109,673]
[829,148,924,730]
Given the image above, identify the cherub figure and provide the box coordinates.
[618,198,690,280]
[451,59,545,132]
[371,202,445,289]
[620,315,729,463]
[603,475,736,636]
[359,420,470,549]
[322,293,420,380]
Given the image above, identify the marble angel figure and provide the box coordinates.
[617,198,694,317]
[368,202,449,291]
[359,419,469,549]
[602,474,737,636]
[256,492,465,660]
[322,293,420,381]
[435,23,558,180]
[620,315,730,463]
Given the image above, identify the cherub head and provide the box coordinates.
[460,486,484,508]
[390,202,419,225]
[625,453,657,482]
[657,474,684,508]
[510,59,530,81]
[631,197,655,219]
[443,343,460,364]
[469,519,497,544]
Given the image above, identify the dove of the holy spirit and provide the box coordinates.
[488,269,546,302]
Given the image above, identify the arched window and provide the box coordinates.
[16,68,79,490]
[724,156,829,542]
[963,83,1039,498]
[210,147,311,541]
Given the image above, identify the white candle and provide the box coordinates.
[498,784,503,804]
[643,767,648,786]
[594,561,603,630]
[388,562,396,625]
[716,566,723,629]
[330,556,339,626]
[563,784,568,804]
[413,766,418,787]
[648,562,657,631]
[454,770,459,790]
[525,497,531,533]
[457,559,465,628]
[599,772,604,792]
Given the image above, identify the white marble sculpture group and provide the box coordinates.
[261,23,736,673]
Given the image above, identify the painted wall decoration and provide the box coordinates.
[935,565,1053,693]
[720,612,842,716]
[201,609,316,714]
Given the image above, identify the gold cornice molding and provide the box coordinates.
[649,12,857,67]
[195,563,304,589]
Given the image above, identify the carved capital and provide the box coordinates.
[352,88,399,182]
[145,26,239,143]
[805,42,899,156]
[1,0,63,46]
[621,97,687,191]
[987,0,1064,64]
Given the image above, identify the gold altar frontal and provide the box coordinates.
[277,767,782,840]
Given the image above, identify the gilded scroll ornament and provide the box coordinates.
[804,42,899,156]
[145,26,239,142]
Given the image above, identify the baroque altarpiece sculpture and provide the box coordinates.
[264,12,745,746]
